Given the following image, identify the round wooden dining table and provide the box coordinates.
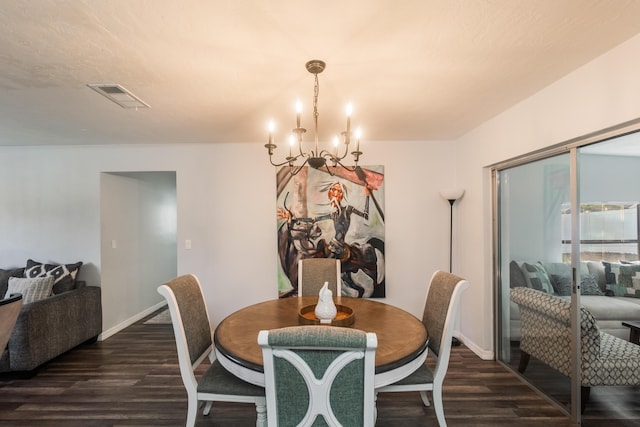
[213,296,429,388]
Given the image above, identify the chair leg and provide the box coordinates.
[518,350,530,373]
[202,401,212,416]
[419,390,431,407]
[581,386,590,414]
[374,392,379,423]
[186,396,198,427]
[432,388,447,427]
[255,400,267,427]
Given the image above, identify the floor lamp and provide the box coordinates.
[440,188,464,346]
[440,188,465,273]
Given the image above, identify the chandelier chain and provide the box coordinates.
[313,72,320,150]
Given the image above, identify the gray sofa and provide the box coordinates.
[508,260,640,340]
[0,263,102,374]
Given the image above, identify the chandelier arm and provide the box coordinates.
[319,146,360,166]
[316,150,359,173]
[287,158,310,176]
[331,157,358,172]
[268,153,304,168]
[319,163,336,177]
[333,139,352,161]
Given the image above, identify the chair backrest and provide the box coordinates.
[422,270,470,383]
[0,293,23,351]
[258,325,377,427]
[157,274,213,394]
[298,258,341,297]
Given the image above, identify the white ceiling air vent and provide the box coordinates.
[87,84,150,109]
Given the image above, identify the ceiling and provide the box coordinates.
[1,1,640,147]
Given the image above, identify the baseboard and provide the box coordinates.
[99,301,168,341]
[455,329,494,360]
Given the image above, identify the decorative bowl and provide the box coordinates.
[298,304,355,327]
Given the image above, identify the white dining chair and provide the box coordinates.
[377,270,470,427]
[158,274,266,427]
[259,325,377,426]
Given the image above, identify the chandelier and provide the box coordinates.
[264,60,363,176]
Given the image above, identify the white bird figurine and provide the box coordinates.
[315,281,337,324]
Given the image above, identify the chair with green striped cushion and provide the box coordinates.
[259,325,377,427]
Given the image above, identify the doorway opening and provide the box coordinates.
[100,171,177,337]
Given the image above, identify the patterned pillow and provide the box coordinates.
[580,274,604,295]
[618,264,640,288]
[25,259,82,295]
[6,276,55,303]
[606,283,627,296]
[0,267,25,299]
[602,261,623,285]
[550,274,572,296]
[521,262,554,294]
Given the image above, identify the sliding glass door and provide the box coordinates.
[495,126,640,425]
[495,152,574,413]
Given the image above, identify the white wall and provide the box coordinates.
[0,140,457,338]
[455,34,640,357]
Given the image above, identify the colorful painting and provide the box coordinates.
[276,165,385,298]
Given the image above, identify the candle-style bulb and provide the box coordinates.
[296,100,302,129]
[268,120,275,145]
[355,128,362,151]
[288,134,295,157]
[346,103,352,133]
[333,136,339,156]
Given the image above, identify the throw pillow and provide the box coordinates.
[617,264,640,288]
[602,261,623,285]
[580,274,604,296]
[586,261,606,291]
[509,261,528,288]
[25,259,82,295]
[521,262,554,294]
[606,283,627,296]
[550,274,572,296]
[6,276,55,303]
[0,267,25,299]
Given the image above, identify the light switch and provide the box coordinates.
[185,239,192,250]
[111,239,117,249]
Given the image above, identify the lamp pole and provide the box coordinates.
[447,198,455,273]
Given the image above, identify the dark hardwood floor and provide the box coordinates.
[1,310,628,426]
[506,342,640,427]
